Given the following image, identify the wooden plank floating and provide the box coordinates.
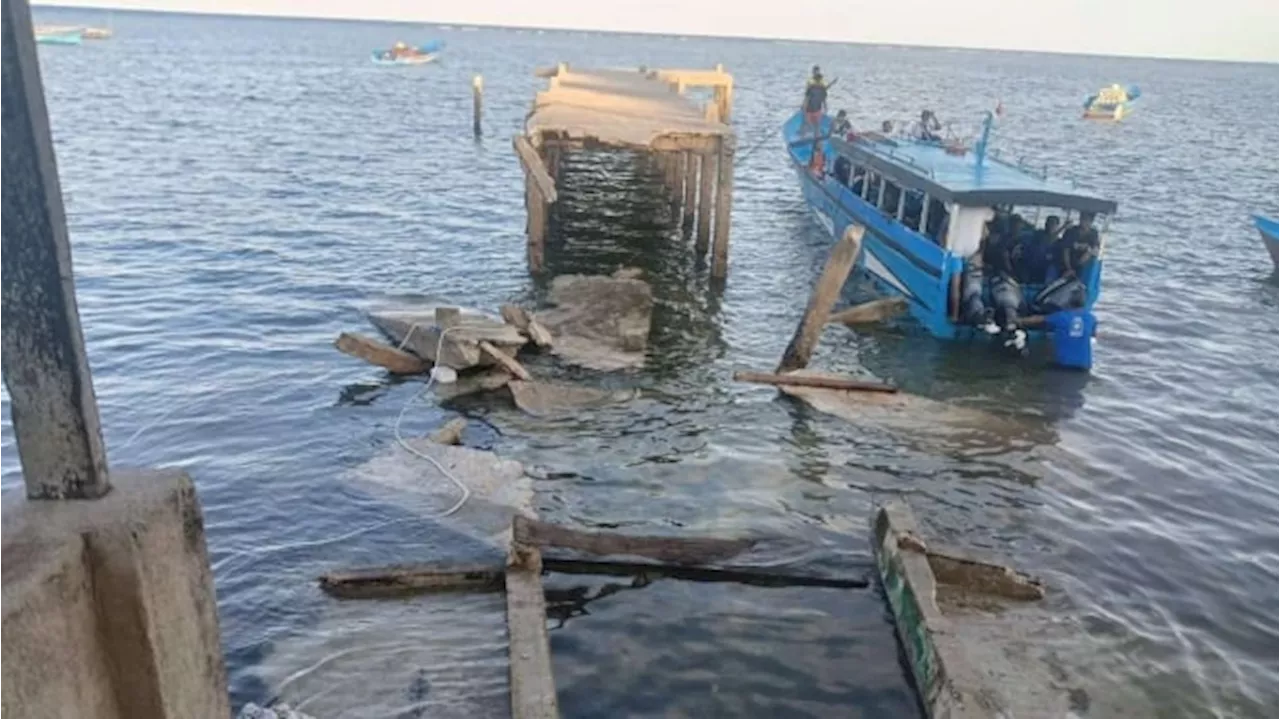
[318,563,505,599]
[479,340,533,381]
[541,558,868,589]
[828,297,908,326]
[505,547,559,719]
[777,225,864,373]
[733,370,897,394]
[513,515,754,565]
[334,332,428,375]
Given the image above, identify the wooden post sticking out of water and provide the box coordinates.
[776,225,864,373]
[472,75,484,138]
[711,135,735,278]
[2,0,111,499]
[696,152,714,256]
[682,151,697,226]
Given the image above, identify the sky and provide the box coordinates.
[38,0,1280,62]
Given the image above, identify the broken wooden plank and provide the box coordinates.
[318,563,505,599]
[777,225,864,372]
[513,515,754,565]
[541,557,869,589]
[506,548,559,719]
[513,135,558,204]
[500,304,555,349]
[334,332,428,374]
[828,297,907,326]
[370,307,526,369]
[733,369,897,394]
[480,340,533,381]
[315,557,868,600]
[428,417,469,445]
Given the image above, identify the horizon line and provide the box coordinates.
[31,2,1280,65]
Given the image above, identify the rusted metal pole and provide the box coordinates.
[2,0,111,500]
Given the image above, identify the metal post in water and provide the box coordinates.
[1,0,111,499]
[472,74,483,138]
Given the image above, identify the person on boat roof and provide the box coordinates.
[917,110,943,142]
[802,72,829,135]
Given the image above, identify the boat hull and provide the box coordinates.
[371,53,436,65]
[35,32,82,45]
[1083,104,1128,121]
[781,112,1102,354]
[1253,214,1278,269]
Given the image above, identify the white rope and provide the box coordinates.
[392,324,472,518]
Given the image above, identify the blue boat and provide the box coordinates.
[1253,214,1278,270]
[35,28,83,45]
[371,40,442,65]
[783,110,1118,370]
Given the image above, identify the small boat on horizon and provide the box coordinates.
[783,108,1118,370]
[1252,214,1278,270]
[34,25,83,45]
[1083,84,1140,121]
[371,40,441,65]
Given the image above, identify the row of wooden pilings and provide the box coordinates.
[653,137,736,278]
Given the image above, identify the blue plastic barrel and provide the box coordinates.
[1046,309,1095,370]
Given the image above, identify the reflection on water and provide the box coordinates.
[4,8,1277,718]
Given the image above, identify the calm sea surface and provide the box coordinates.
[7,9,1278,718]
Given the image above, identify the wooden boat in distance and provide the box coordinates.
[1253,214,1278,270]
[371,40,441,65]
[34,25,83,44]
[1083,84,1140,121]
[81,26,113,39]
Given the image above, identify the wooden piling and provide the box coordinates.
[525,182,546,273]
[472,75,483,138]
[695,153,714,255]
[711,136,735,277]
[682,151,697,226]
[776,225,864,373]
[2,0,111,499]
[506,547,559,719]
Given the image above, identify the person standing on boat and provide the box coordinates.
[832,110,853,139]
[801,69,834,136]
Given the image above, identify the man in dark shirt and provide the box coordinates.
[1057,211,1100,277]
[1014,215,1063,284]
[802,74,829,134]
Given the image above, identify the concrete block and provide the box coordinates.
[2,535,120,718]
[2,469,230,719]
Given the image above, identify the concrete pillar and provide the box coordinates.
[1,0,110,500]
[3,470,231,718]
[695,152,715,256]
[682,151,698,227]
[711,135,736,278]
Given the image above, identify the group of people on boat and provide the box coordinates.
[959,209,1099,351]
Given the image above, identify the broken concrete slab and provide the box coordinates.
[434,368,514,402]
[369,305,526,370]
[536,272,653,371]
[775,370,1026,443]
[500,304,554,349]
[348,439,532,549]
[508,380,637,417]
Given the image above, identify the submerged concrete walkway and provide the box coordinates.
[515,64,737,277]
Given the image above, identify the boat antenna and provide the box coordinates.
[974,111,994,170]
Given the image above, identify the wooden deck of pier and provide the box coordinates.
[514,64,737,277]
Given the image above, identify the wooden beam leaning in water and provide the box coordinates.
[776,225,864,373]
[513,135,558,203]
[335,332,428,374]
[2,0,111,499]
[827,297,908,326]
[711,134,735,278]
[733,370,897,394]
[513,515,754,565]
[506,546,559,719]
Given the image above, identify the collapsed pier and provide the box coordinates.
[514,64,737,277]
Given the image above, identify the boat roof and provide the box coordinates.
[831,136,1118,215]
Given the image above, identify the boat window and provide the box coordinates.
[880,180,902,218]
[926,198,949,245]
[863,172,881,202]
[902,190,924,231]
[850,165,867,197]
